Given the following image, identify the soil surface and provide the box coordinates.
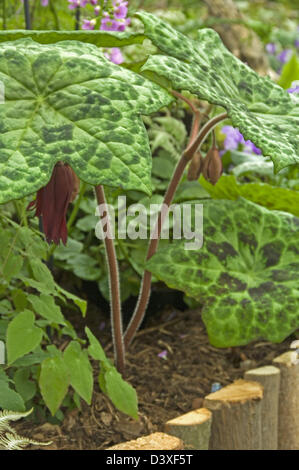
[14,293,294,451]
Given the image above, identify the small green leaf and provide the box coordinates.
[278,53,299,90]
[101,368,138,420]
[85,327,108,363]
[28,294,66,325]
[29,259,56,292]
[13,369,36,403]
[11,289,28,311]
[56,286,87,317]
[39,356,69,415]
[0,371,25,411]
[0,381,25,412]
[2,255,23,282]
[63,341,93,405]
[6,310,43,364]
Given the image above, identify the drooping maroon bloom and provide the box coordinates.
[28,162,79,245]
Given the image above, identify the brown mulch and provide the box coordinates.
[15,303,293,450]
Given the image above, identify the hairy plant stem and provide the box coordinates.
[95,185,125,376]
[23,0,31,29]
[124,111,228,349]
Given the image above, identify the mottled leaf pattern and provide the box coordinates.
[137,12,299,172]
[0,38,172,204]
[147,198,299,347]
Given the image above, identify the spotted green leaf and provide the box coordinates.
[147,198,299,347]
[137,12,299,172]
[0,38,172,204]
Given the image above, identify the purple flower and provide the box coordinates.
[41,0,49,5]
[113,1,128,19]
[68,0,88,9]
[101,14,120,31]
[288,81,299,94]
[82,18,96,30]
[277,49,293,64]
[295,39,299,48]
[265,43,276,54]
[158,350,168,360]
[105,48,124,65]
[221,126,262,155]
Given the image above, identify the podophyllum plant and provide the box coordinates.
[0,11,298,391]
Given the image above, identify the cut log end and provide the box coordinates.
[273,350,298,368]
[164,408,212,450]
[106,432,184,451]
[205,378,263,404]
[165,408,212,427]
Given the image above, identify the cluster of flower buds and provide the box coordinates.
[187,146,222,185]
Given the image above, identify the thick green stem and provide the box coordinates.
[124,112,228,349]
[95,185,125,376]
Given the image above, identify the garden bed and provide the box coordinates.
[15,300,292,450]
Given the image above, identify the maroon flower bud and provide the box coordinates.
[28,162,79,245]
[202,145,223,185]
[187,151,203,181]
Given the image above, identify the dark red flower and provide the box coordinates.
[28,162,79,245]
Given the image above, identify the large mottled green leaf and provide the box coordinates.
[200,175,299,217]
[147,198,299,347]
[0,30,145,48]
[137,12,299,172]
[0,38,172,204]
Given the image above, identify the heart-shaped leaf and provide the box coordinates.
[147,198,299,347]
[39,355,69,416]
[0,38,172,204]
[137,12,299,172]
[63,341,93,405]
[6,310,43,365]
